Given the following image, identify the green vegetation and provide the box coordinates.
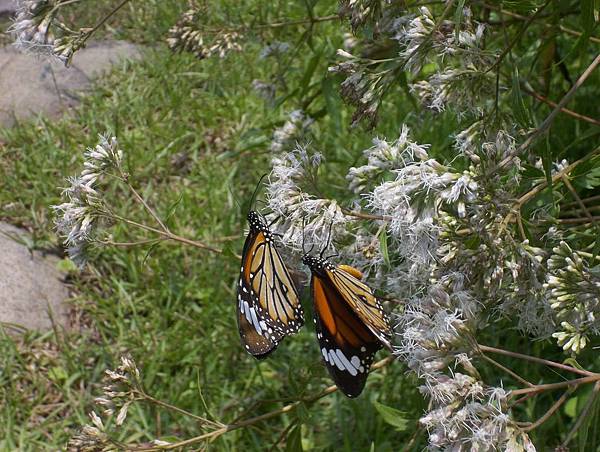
[1,2,421,449]
[1,0,600,450]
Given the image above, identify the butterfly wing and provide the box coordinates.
[327,266,392,348]
[237,224,304,358]
[311,274,383,397]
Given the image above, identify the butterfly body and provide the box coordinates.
[303,254,391,397]
[237,211,304,359]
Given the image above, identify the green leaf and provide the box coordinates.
[565,396,579,418]
[573,163,600,190]
[299,50,322,100]
[322,77,342,132]
[581,0,595,35]
[454,0,467,41]
[48,366,68,382]
[511,66,531,127]
[564,357,587,373]
[542,134,553,195]
[372,401,410,431]
[56,258,77,273]
[379,229,390,266]
[285,425,303,452]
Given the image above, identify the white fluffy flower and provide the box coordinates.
[270,110,313,153]
[10,0,55,54]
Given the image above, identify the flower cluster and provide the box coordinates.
[393,6,488,73]
[266,146,346,253]
[265,117,561,448]
[347,125,430,193]
[9,0,89,64]
[397,278,536,450]
[10,0,54,52]
[167,8,242,59]
[252,79,277,104]
[52,135,122,267]
[546,242,600,354]
[329,49,388,127]
[269,110,314,153]
[410,67,495,116]
[68,356,142,450]
[259,41,290,59]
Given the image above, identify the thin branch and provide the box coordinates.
[123,177,169,233]
[492,53,600,173]
[563,194,600,209]
[108,214,227,256]
[502,146,600,228]
[485,0,551,74]
[137,391,225,429]
[203,14,340,34]
[479,2,600,45]
[127,357,394,451]
[478,344,596,377]
[95,238,163,247]
[562,175,599,229]
[76,0,131,50]
[523,390,571,432]
[559,216,600,224]
[479,353,534,387]
[560,205,600,217]
[522,86,600,127]
[510,375,600,397]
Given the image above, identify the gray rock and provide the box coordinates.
[72,40,141,79]
[0,0,16,17]
[0,40,142,127]
[0,222,70,332]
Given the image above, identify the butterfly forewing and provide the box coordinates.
[328,267,392,348]
[237,212,304,358]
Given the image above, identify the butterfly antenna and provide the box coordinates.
[302,215,307,255]
[248,173,269,213]
[320,220,334,258]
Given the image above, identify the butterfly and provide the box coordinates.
[237,211,305,359]
[303,253,392,397]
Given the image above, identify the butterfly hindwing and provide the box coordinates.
[303,254,392,397]
[311,274,382,398]
[237,212,304,358]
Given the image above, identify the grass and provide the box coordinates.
[2,0,600,450]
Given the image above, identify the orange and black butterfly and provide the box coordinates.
[237,211,304,359]
[303,253,392,397]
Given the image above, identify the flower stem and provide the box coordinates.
[108,214,229,256]
[510,375,600,397]
[479,353,534,387]
[136,390,225,429]
[126,357,393,450]
[522,390,571,432]
[478,344,596,377]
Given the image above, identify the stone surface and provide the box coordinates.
[0,40,142,127]
[0,222,70,332]
[0,0,16,17]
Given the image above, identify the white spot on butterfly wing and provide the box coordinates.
[335,349,358,376]
[329,350,345,372]
[249,307,262,334]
